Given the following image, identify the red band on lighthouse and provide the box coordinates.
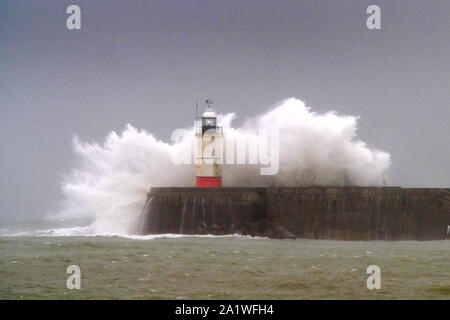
[196,177,223,188]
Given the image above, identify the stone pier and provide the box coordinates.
[140,187,450,240]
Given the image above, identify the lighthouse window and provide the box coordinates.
[203,118,216,127]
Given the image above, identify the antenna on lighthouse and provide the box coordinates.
[195,101,198,121]
[205,99,213,110]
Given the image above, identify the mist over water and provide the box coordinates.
[58,98,391,235]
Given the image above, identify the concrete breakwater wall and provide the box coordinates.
[140,187,450,240]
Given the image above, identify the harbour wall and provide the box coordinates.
[140,187,450,240]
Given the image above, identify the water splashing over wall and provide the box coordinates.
[58,98,391,235]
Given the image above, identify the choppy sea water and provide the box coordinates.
[0,228,449,299]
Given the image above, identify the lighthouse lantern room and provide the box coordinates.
[195,100,223,187]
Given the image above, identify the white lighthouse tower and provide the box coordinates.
[195,100,223,187]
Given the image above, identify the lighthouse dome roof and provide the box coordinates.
[202,109,216,118]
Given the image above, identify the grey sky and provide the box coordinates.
[0,0,449,220]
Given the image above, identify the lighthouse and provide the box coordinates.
[195,100,223,187]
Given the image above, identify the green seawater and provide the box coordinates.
[0,237,449,299]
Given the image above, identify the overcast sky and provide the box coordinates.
[0,0,449,220]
